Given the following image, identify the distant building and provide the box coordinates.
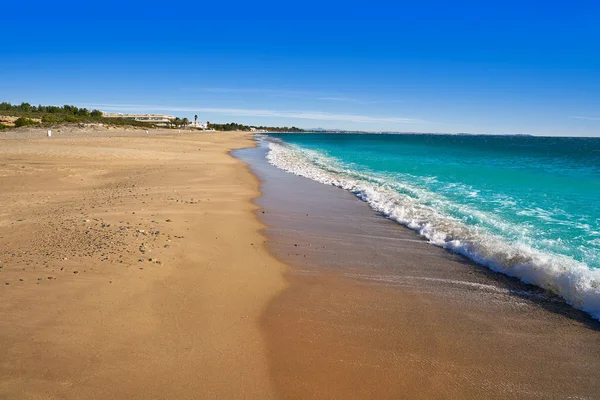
[102,112,175,127]
[250,127,268,133]
[189,121,208,129]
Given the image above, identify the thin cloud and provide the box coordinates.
[184,87,405,104]
[571,116,600,121]
[318,97,406,105]
[317,97,363,103]
[86,103,424,124]
[183,87,328,97]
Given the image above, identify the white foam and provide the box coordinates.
[265,140,600,320]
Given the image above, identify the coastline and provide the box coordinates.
[237,139,600,399]
[0,127,286,398]
[3,126,599,399]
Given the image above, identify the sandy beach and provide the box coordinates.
[0,127,286,399]
[2,126,600,399]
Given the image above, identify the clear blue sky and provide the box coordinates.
[2,0,599,136]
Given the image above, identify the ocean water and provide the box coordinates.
[262,133,600,319]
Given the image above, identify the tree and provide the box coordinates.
[182,118,189,126]
[90,109,103,118]
[194,114,198,124]
[19,102,32,112]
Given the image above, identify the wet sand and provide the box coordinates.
[0,127,286,399]
[236,142,600,399]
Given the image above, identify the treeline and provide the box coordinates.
[207,122,305,132]
[0,102,103,118]
[0,102,152,128]
[253,125,305,132]
[0,102,307,132]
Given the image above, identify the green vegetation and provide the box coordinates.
[170,117,182,127]
[207,122,304,132]
[0,102,153,128]
[14,117,40,127]
[0,124,10,130]
[41,115,58,123]
[0,101,307,132]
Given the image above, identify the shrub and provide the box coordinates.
[14,117,40,127]
[64,115,78,123]
[0,123,10,130]
[42,115,58,123]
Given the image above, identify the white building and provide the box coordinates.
[102,112,175,127]
[189,121,208,129]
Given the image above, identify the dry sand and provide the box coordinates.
[0,127,286,399]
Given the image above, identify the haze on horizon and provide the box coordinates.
[1,1,599,137]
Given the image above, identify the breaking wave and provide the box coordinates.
[265,139,600,320]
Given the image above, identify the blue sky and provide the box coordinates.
[1,1,599,136]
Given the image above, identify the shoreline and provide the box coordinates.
[0,127,286,398]
[237,139,600,399]
[3,126,599,398]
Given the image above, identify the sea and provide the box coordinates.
[261,133,600,320]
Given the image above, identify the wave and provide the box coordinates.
[264,139,600,320]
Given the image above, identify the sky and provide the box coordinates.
[1,0,599,136]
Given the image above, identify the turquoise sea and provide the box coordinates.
[263,133,600,319]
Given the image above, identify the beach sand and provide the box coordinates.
[237,144,600,399]
[0,127,285,399]
[3,126,600,399]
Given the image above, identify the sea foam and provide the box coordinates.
[265,138,600,320]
